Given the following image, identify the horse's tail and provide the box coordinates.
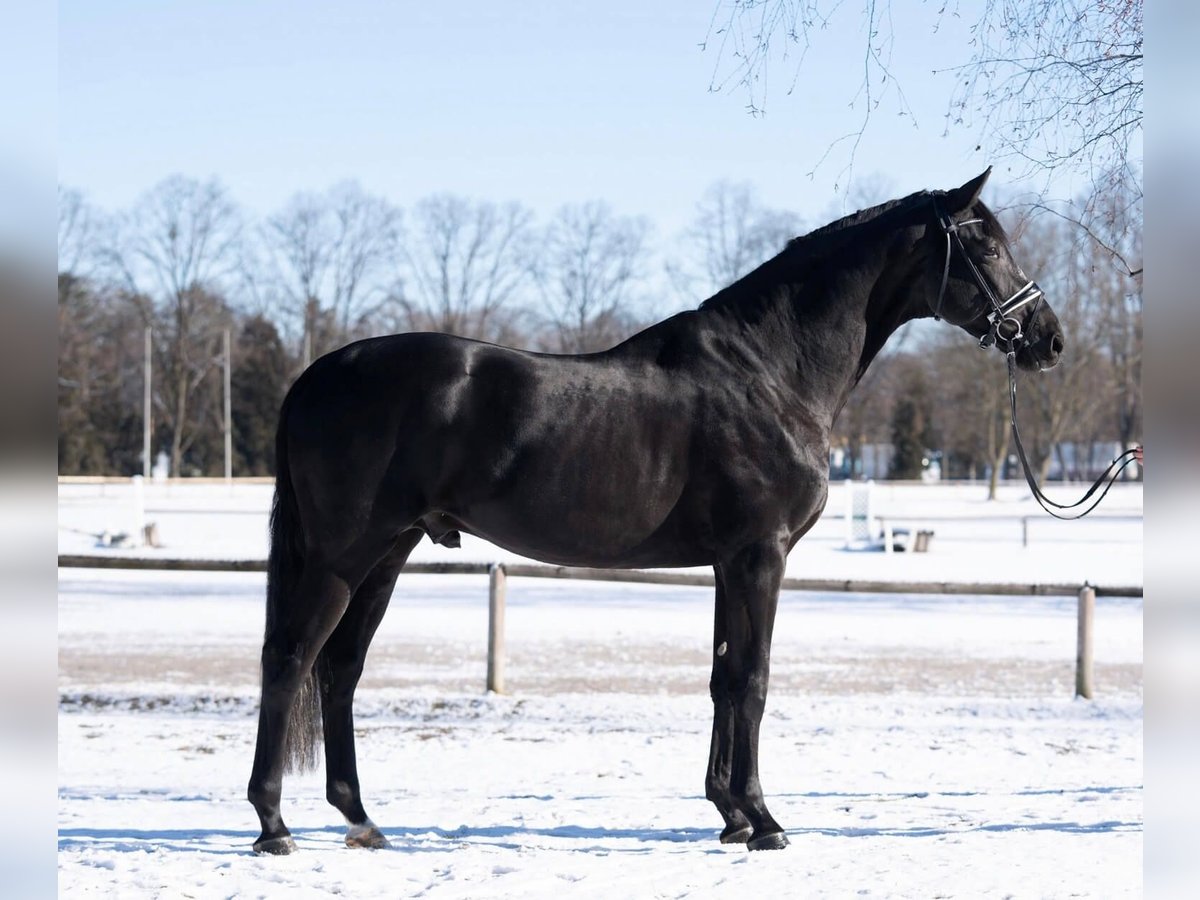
[264,386,323,774]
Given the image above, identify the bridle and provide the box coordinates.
[930,195,1138,519]
[930,195,1045,353]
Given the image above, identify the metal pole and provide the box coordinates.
[130,474,146,547]
[1075,584,1095,699]
[143,327,152,478]
[223,329,232,485]
[487,563,507,694]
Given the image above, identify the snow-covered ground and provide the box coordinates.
[58,482,1142,897]
[58,479,1143,589]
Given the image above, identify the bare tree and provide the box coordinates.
[532,201,652,353]
[58,186,101,278]
[58,275,146,474]
[832,368,891,477]
[101,175,243,476]
[928,333,1012,497]
[1083,182,1143,451]
[263,182,403,367]
[996,206,1118,481]
[153,285,237,474]
[703,1,1142,190]
[946,1,1142,188]
[669,180,802,303]
[397,195,534,340]
[1002,178,1142,477]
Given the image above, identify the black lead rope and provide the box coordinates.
[1005,352,1139,520]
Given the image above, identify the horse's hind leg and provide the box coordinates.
[248,563,354,854]
[707,540,789,851]
[320,529,423,849]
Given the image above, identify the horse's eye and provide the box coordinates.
[983,244,1000,258]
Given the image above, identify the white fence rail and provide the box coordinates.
[58,554,1138,698]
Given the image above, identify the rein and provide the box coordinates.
[931,196,1138,519]
[1004,352,1139,520]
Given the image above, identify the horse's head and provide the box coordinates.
[924,169,1064,371]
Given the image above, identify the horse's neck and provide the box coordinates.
[851,238,929,385]
[699,228,926,426]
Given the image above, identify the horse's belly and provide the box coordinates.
[440,481,705,568]
[427,385,702,565]
[450,511,713,569]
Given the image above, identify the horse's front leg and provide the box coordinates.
[706,539,788,850]
[705,568,753,844]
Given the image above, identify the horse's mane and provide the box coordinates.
[698,192,922,313]
[787,193,917,248]
[698,189,1008,313]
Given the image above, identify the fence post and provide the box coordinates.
[1075,583,1095,699]
[487,563,507,694]
[1022,517,1029,547]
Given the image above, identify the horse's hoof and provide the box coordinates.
[253,834,297,855]
[747,830,789,851]
[719,823,753,844]
[345,821,391,849]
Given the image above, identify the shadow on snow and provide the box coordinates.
[59,809,1140,858]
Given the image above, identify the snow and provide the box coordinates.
[58,483,1142,896]
[58,479,1143,589]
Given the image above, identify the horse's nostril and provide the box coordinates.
[1051,334,1064,356]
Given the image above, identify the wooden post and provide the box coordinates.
[487,563,507,694]
[223,329,232,487]
[1022,517,1029,548]
[143,327,152,479]
[1075,584,1095,699]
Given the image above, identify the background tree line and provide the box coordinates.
[58,174,1141,485]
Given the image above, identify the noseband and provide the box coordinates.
[930,198,1044,352]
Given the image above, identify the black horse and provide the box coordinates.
[248,169,1064,854]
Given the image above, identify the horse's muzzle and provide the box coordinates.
[1016,326,1064,371]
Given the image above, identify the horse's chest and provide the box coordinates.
[697,419,829,534]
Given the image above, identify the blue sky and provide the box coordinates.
[58,1,1079,238]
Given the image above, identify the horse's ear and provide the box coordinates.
[944,167,992,212]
